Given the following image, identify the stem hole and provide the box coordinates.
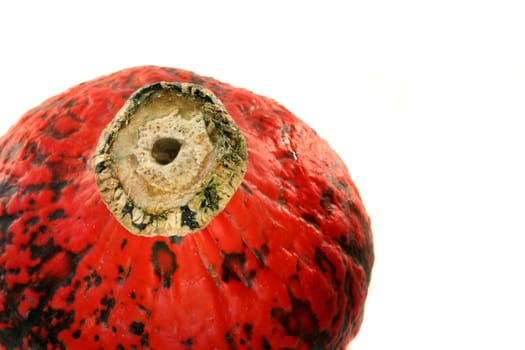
[152,138,181,165]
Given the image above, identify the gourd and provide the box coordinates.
[0,66,373,349]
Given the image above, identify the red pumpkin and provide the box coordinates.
[0,66,373,349]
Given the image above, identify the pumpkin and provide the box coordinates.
[0,66,373,349]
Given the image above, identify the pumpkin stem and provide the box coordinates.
[92,82,247,237]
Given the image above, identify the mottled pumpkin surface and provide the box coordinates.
[0,66,373,349]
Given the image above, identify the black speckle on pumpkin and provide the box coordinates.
[271,293,331,347]
[295,261,301,272]
[96,295,116,326]
[240,182,253,195]
[43,114,80,140]
[65,290,76,305]
[24,141,47,165]
[141,332,149,347]
[0,180,19,199]
[169,235,183,245]
[181,337,194,347]
[343,270,354,301]
[0,141,24,163]
[47,209,67,221]
[138,304,152,318]
[116,265,130,284]
[23,183,46,195]
[83,275,93,291]
[72,329,81,339]
[320,187,335,215]
[49,180,72,202]
[7,267,20,275]
[221,252,249,286]
[63,99,76,109]
[120,238,128,250]
[92,270,102,287]
[225,331,234,344]
[29,238,60,265]
[337,226,372,283]
[261,337,272,350]
[0,209,20,235]
[151,241,178,288]
[25,216,40,227]
[18,308,76,349]
[129,321,145,336]
[313,247,336,275]
[253,243,269,267]
[301,213,320,229]
[243,323,253,340]
[335,312,352,349]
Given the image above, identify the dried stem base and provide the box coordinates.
[93,82,247,237]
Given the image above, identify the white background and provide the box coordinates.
[1,1,524,349]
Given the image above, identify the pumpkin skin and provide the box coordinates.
[0,66,373,349]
